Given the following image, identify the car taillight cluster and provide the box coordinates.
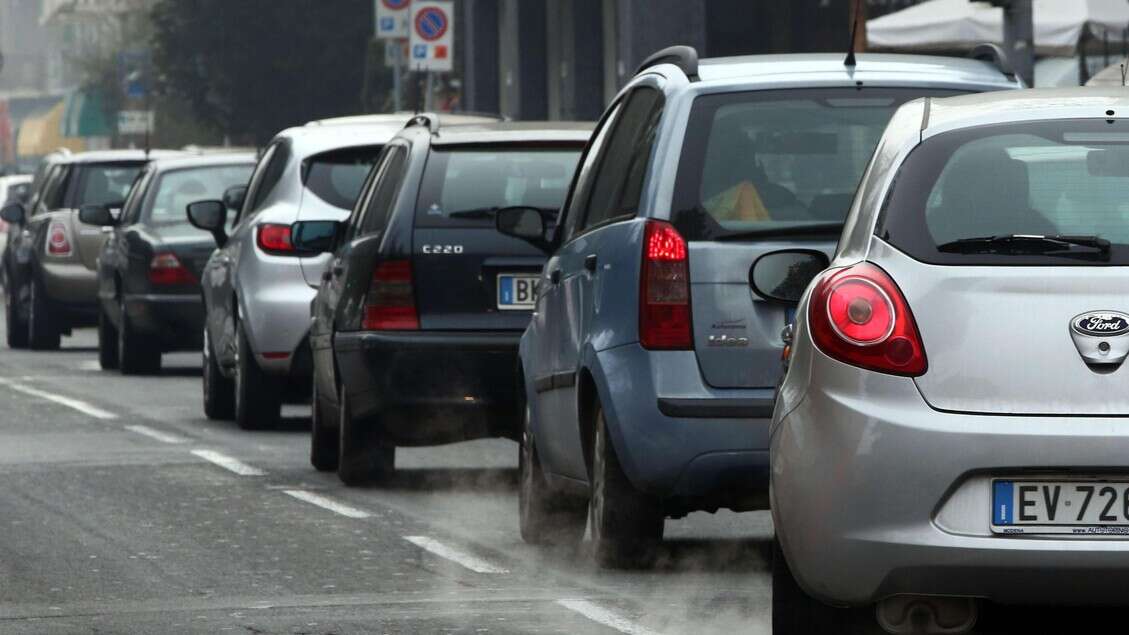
[148,253,197,286]
[362,259,419,330]
[639,220,692,350]
[257,223,296,255]
[46,221,71,256]
[809,262,926,376]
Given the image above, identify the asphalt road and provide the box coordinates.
[0,324,774,634]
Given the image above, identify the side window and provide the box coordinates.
[580,87,664,232]
[561,101,623,242]
[36,165,69,214]
[238,141,289,224]
[120,170,152,225]
[360,146,408,235]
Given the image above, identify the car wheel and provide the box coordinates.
[233,319,280,430]
[26,279,60,350]
[337,386,393,486]
[202,325,234,420]
[5,284,27,349]
[117,297,161,375]
[588,406,664,569]
[772,538,878,634]
[310,375,339,472]
[519,402,586,546]
[97,307,119,370]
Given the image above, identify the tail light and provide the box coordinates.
[808,262,926,376]
[46,221,71,256]
[362,259,419,330]
[148,253,197,286]
[640,220,692,350]
[257,223,295,255]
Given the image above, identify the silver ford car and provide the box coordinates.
[769,88,1129,633]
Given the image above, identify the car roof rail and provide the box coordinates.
[404,113,440,134]
[636,45,699,81]
[968,43,1018,82]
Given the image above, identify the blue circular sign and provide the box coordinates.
[415,7,448,42]
[383,0,409,9]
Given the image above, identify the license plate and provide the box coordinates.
[991,479,1129,535]
[497,274,539,310]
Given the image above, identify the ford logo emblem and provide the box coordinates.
[1071,311,1129,337]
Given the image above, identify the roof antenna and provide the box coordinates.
[1121,61,1127,87]
[845,0,862,67]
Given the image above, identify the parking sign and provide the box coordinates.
[409,1,453,72]
[376,0,410,38]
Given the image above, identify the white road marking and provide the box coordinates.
[124,425,185,444]
[190,449,265,476]
[282,489,371,519]
[402,535,509,574]
[556,599,662,635]
[0,378,117,420]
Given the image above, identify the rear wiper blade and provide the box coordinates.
[446,206,561,220]
[713,221,844,241]
[937,234,1111,258]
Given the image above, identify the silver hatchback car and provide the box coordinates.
[770,88,1129,633]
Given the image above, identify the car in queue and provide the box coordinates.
[292,117,590,485]
[0,174,33,259]
[495,45,1023,569]
[1,150,184,350]
[186,113,499,430]
[83,153,256,374]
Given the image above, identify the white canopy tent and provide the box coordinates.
[868,0,1129,57]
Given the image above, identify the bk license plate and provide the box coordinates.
[497,274,539,310]
[991,479,1129,535]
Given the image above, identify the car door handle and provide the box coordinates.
[549,268,561,284]
[584,254,598,273]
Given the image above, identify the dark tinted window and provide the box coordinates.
[561,102,622,241]
[359,146,408,235]
[414,146,581,228]
[119,169,153,225]
[76,162,145,207]
[582,87,662,231]
[145,164,255,227]
[671,88,967,241]
[303,145,383,210]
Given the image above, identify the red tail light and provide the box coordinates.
[257,223,295,255]
[46,221,71,256]
[640,220,692,350]
[148,253,197,286]
[809,262,926,376]
[362,260,419,330]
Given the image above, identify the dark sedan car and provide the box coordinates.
[82,154,255,374]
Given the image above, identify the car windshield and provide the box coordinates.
[302,145,383,210]
[144,164,255,226]
[671,87,969,241]
[78,162,145,207]
[879,119,1129,265]
[414,147,582,227]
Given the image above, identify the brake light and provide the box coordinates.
[362,260,419,330]
[46,221,71,256]
[640,220,692,350]
[148,253,197,286]
[809,262,926,376]
[257,223,295,255]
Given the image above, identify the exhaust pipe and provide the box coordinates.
[876,595,979,634]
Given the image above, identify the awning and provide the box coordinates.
[62,89,112,138]
[16,101,86,158]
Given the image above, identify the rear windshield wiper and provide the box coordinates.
[712,221,844,241]
[937,234,1111,259]
[446,206,559,220]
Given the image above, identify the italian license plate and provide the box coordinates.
[497,274,539,310]
[991,479,1129,535]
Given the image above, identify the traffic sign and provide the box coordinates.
[376,0,410,39]
[409,1,453,72]
[118,110,154,135]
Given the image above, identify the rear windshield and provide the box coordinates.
[302,145,383,210]
[77,162,145,207]
[414,146,582,228]
[878,119,1129,266]
[671,88,968,241]
[144,164,254,226]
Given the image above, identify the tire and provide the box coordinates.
[26,279,60,351]
[97,307,119,370]
[5,284,27,349]
[337,386,394,486]
[117,297,161,375]
[202,325,234,420]
[772,538,878,634]
[588,406,664,569]
[519,402,586,546]
[233,319,281,430]
[310,375,339,471]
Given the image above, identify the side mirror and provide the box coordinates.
[290,220,342,254]
[750,249,830,305]
[0,202,25,225]
[187,199,228,247]
[78,204,115,226]
[496,206,551,250]
[222,184,247,212]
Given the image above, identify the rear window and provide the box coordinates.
[414,147,582,228]
[879,119,1129,266]
[302,145,383,210]
[77,162,145,207]
[671,88,968,241]
[144,164,254,226]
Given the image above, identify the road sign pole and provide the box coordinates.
[425,71,435,111]
[392,43,403,112]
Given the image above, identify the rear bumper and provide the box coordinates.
[335,330,522,445]
[41,260,97,306]
[123,293,204,351]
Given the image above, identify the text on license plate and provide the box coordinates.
[992,479,1129,534]
[497,274,539,310]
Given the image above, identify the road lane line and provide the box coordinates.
[190,449,265,476]
[0,379,117,420]
[556,599,662,635]
[402,536,509,574]
[282,489,371,519]
[125,425,186,444]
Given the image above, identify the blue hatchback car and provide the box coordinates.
[496,45,1022,567]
